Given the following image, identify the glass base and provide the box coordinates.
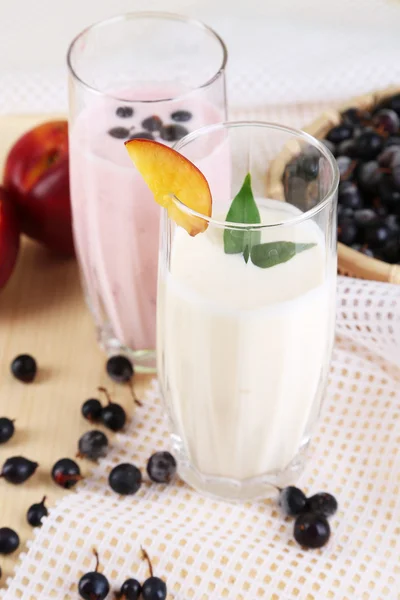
[172,434,310,502]
[98,326,157,374]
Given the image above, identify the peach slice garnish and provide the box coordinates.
[125,139,212,235]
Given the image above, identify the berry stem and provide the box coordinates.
[93,549,100,573]
[141,546,154,578]
[98,386,112,405]
[129,384,143,407]
[40,496,46,506]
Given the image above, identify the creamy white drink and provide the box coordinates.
[158,200,333,486]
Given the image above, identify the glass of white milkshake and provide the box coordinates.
[157,122,339,500]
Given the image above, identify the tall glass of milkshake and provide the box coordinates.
[67,12,227,372]
[156,122,339,500]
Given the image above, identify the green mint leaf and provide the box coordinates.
[250,242,316,269]
[224,173,261,255]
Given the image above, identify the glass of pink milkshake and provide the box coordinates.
[67,12,227,371]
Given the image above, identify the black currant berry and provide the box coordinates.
[364,224,391,249]
[141,548,167,600]
[128,132,155,141]
[147,452,177,484]
[10,354,37,383]
[142,116,163,132]
[0,417,15,444]
[98,387,127,432]
[326,124,353,144]
[106,355,134,383]
[160,124,188,142]
[278,486,307,517]
[116,106,134,118]
[338,181,363,210]
[354,130,383,160]
[116,578,142,599]
[81,398,103,423]
[108,127,130,140]
[341,107,371,127]
[171,110,192,122]
[108,463,142,495]
[142,577,167,600]
[305,492,338,517]
[338,219,358,246]
[293,512,330,549]
[78,550,110,600]
[51,458,82,489]
[78,430,109,461]
[0,527,20,555]
[27,496,48,527]
[0,456,38,484]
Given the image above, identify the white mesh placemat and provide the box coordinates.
[2,277,399,600]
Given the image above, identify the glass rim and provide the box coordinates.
[172,120,340,230]
[66,11,228,103]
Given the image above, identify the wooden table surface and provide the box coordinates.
[0,115,152,585]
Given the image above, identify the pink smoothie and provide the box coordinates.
[69,85,225,354]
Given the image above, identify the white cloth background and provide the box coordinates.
[1,0,400,114]
[2,278,400,600]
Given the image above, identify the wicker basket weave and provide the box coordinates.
[266,86,400,284]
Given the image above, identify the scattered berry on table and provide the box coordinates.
[0,417,15,444]
[0,527,20,555]
[160,124,188,142]
[106,355,134,383]
[51,458,82,489]
[108,463,142,495]
[142,576,167,600]
[78,550,110,600]
[98,387,127,431]
[27,496,48,527]
[142,116,163,132]
[293,512,331,549]
[278,486,307,517]
[0,456,38,484]
[171,109,192,122]
[305,492,338,517]
[147,451,177,484]
[116,106,134,118]
[108,127,130,140]
[141,548,167,600]
[116,578,142,599]
[78,430,109,461]
[10,354,37,383]
[81,398,103,423]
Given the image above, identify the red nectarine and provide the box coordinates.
[3,120,74,257]
[0,187,20,290]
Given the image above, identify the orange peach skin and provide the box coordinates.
[125,139,212,236]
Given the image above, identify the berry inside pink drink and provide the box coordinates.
[69,84,225,362]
